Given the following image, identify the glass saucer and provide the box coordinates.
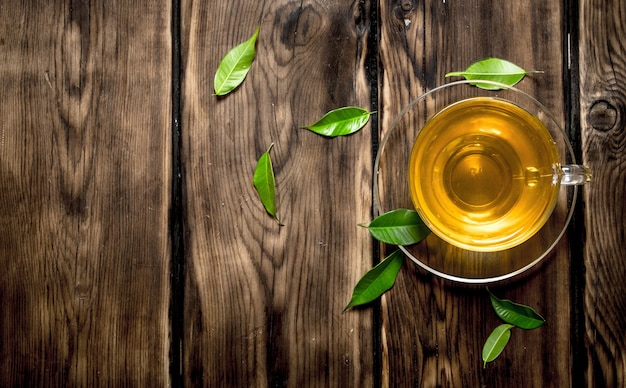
[373,80,580,284]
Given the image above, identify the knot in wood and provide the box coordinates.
[401,0,414,12]
[589,100,618,131]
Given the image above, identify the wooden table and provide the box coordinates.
[1,0,624,386]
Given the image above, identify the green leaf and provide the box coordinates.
[214,26,260,96]
[253,143,281,224]
[482,324,515,367]
[344,250,404,311]
[489,291,545,330]
[445,58,541,90]
[361,209,431,245]
[301,107,372,137]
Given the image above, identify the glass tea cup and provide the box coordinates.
[374,80,591,283]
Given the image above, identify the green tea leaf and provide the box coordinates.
[344,250,404,311]
[301,107,372,137]
[445,58,541,90]
[214,27,260,96]
[489,291,545,330]
[253,143,281,224]
[361,209,431,245]
[482,324,515,367]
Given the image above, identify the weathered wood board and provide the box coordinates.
[0,1,172,385]
[579,0,626,385]
[181,1,375,385]
[377,0,572,385]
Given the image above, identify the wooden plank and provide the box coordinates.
[378,0,571,385]
[579,0,626,385]
[181,0,375,385]
[0,1,172,385]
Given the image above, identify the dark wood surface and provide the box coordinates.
[181,1,373,386]
[1,0,624,386]
[579,0,626,386]
[0,1,172,385]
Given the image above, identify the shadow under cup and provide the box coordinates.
[374,80,589,284]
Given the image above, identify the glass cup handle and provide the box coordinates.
[557,164,592,186]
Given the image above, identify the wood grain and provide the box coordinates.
[181,0,375,385]
[579,0,626,385]
[0,1,172,385]
[378,0,572,385]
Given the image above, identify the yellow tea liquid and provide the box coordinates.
[408,97,560,251]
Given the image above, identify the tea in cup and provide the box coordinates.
[408,97,576,251]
